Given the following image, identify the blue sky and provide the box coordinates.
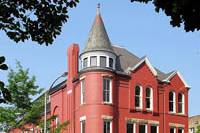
[0,0,200,116]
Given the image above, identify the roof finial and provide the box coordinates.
[97,3,100,15]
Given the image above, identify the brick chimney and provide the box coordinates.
[67,43,79,85]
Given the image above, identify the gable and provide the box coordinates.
[127,57,157,76]
[163,71,190,88]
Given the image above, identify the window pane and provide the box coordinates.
[109,58,113,68]
[81,120,85,133]
[139,125,146,133]
[100,56,107,67]
[169,92,174,112]
[169,92,174,101]
[178,103,183,113]
[178,93,183,102]
[169,102,174,112]
[135,97,140,107]
[178,129,183,133]
[135,86,141,108]
[146,88,151,97]
[83,58,88,68]
[151,126,157,133]
[170,128,175,133]
[90,56,97,66]
[135,86,140,95]
[81,80,85,104]
[104,121,110,133]
[127,123,133,133]
[103,78,111,103]
[146,98,150,109]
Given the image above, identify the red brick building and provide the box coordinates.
[49,6,189,133]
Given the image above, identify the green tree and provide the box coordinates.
[0,0,79,45]
[131,0,200,32]
[38,115,69,133]
[0,56,11,103]
[197,125,200,133]
[0,61,43,132]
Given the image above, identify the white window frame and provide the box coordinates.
[146,87,153,111]
[169,91,176,113]
[138,124,147,133]
[103,119,112,133]
[170,127,176,133]
[135,85,143,109]
[178,128,184,133]
[81,79,85,105]
[103,77,112,104]
[150,125,159,133]
[126,122,136,133]
[55,117,59,128]
[178,93,185,114]
[82,57,88,68]
[80,116,86,133]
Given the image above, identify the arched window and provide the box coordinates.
[146,87,153,110]
[178,93,184,114]
[135,86,142,109]
[169,91,175,112]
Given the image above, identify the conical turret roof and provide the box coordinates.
[83,5,113,53]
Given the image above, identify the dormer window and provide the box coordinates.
[90,56,97,66]
[100,56,106,67]
[83,58,88,68]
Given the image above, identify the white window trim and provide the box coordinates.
[170,127,176,133]
[150,125,159,133]
[169,91,176,113]
[138,124,147,133]
[80,116,86,133]
[80,51,116,70]
[103,119,112,133]
[55,117,59,128]
[178,128,184,133]
[178,93,185,114]
[80,79,85,105]
[146,87,153,111]
[135,85,143,109]
[126,122,136,133]
[103,78,112,104]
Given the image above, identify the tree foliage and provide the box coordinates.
[131,0,200,32]
[38,115,69,133]
[0,56,11,103]
[0,0,79,45]
[197,125,200,133]
[0,61,43,131]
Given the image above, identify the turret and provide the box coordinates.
[80,4,116,71]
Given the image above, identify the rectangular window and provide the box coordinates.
[109,58,113,68]
[178,128,183,133]
[83,58,88,68]
[103,78,112,103]
[81,79,85,104]
[170,127,175,133]
[104,120,111,133]
[90,56,97,66]
[127,123,133,133]
[139,125,146,133]
[100,56,107,67]
[81,120,86,133]
[150,125,157,133]
[135,86,142,108]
